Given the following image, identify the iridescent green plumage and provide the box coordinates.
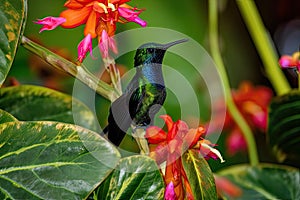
[104,39,187,145]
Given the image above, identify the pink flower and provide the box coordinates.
[118,7,147,27]
[34,17,66,33]
[279,52,300,70]
[226,127,247,156]
[77,34,93,63]
[99,30,118,59]
[164,181,176,200]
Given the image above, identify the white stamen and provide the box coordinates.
[98,3,108,13]
[201,143,225,163]
[108,3,116,11]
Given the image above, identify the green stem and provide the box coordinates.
[236,0,291,95]
[21,36,119,102]
[209,0,259,166]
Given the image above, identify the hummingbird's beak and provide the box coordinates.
[162,38,188,50]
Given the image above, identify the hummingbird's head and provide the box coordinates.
[134,39,188,67]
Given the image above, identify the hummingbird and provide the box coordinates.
[103,39,188,146]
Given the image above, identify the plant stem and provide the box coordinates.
[236,0,291,95]
[21,36,119,102]
[208,0,259,166]
[107,62,122,96]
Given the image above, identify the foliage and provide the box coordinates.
[0,0,26,85]
[217,164,300,199]
[268,90,300,165]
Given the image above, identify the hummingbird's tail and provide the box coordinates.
[100,126,108,137]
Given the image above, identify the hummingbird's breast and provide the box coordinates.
[131,83,166,126]
[140,63,165,86]
[127,63,166,126]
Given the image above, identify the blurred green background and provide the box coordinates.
[7,0,300,171]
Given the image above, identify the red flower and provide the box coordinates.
[35,0,147,63]
[146,115,224,199]
[231,81,272,132]
[208,81,273,156]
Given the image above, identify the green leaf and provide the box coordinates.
[182,150,217,200]
[268,90,300,163]
[0,121,120,200]
[0,109,17,124]
[96,155,165,200]
[0,85,100,131]
[217,164,300,200]
[0,0,27,85]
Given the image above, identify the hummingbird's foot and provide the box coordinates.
[131,125,149,155]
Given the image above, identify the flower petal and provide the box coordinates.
[160,115,174,132]
[118,6,147,27]
[226,127,247,156]
[76,0,94,3]
[199,139,225,162]
[145,126,167,144]
[168,120,189,142]
[99,30,110,58]
[84,10,98,38]
[279,55,298,68]
[165,158,184,199]
[242,101,267,130]
[77,33,93,63]
[184,127,206,148]
[96,21,116,37]
[34,17,66,33]
[175,120,189,138]
[110,0,131,4]
[60,6,92,28]
[64,0,84,9]
[93,2,107,13]
[108,36,118,54]
[164,181,177,200]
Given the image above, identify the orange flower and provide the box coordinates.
[35,0,147,63]
[146,115,224,199]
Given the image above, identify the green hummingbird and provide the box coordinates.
[103,39,188,146]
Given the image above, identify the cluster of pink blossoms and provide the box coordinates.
[35,0,147,64]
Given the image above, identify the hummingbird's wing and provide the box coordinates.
[104,75,140,145]
[106,93,133,145]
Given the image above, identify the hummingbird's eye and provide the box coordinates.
[147,48,154,53]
